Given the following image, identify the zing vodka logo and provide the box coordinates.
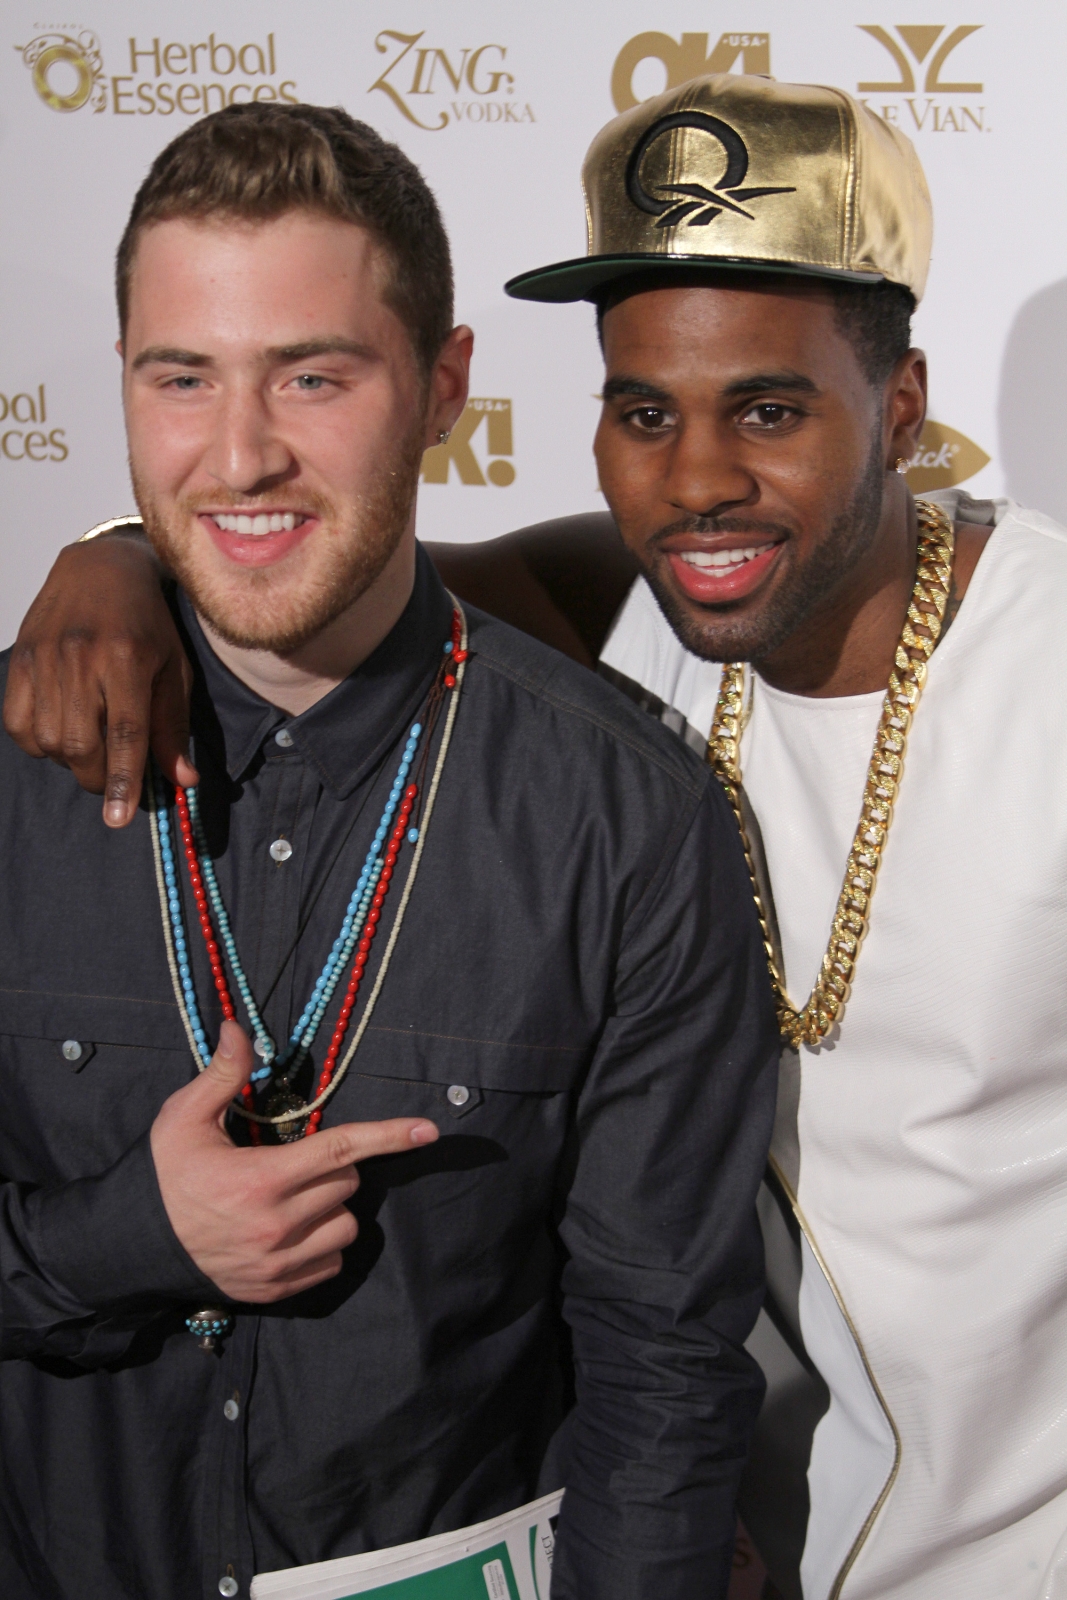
[857,25,987,133]
[421,400,515,487]
[612,32,770,113]
[370,31,534,130]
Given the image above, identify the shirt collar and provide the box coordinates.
[177,544,454,798]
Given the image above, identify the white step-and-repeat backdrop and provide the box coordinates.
[1,2,1065,645]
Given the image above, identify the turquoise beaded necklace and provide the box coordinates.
[148,600,469,1141]
[178,717,421,1078]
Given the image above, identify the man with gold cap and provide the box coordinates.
[9,76,1067,1600]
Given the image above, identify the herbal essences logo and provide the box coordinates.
[421,400,515,487]
[905,421,989,493]
[15,26,297,116]
[611,32,769,113]
[370,31,533,129]
[857,25,987,133]
[0,385,67,464]
[14,28,105,111]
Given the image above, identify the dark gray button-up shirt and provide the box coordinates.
[0,549,777,1600]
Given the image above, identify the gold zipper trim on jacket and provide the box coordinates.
[767,1152,902,1600]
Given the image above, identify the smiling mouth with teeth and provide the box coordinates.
[208,511,308,536]
[678,546,767,574]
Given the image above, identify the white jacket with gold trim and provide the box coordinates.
[600,491,1067,1600]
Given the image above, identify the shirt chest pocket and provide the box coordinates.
[0,988,193,1183]
[323,1023,585,1158]
[323,1028,587,1231]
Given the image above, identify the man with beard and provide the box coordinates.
[11,77,1067,1600]
[0,102,779,1600]
[491,82,1067,1600]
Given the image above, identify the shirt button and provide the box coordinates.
[447,1084,470,1107]
[61,1039,83,1063]
[274,727,294,749]
[269,838,293,863]
[223,1398,240,1421]
[218,1578,239,1597]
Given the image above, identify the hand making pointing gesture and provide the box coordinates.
[150,1019,439,1303]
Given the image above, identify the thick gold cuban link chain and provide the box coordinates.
[707,499,955,1048]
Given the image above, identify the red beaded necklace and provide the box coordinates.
[170,605,467,1140]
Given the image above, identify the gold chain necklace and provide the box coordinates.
[707,499,954,1048]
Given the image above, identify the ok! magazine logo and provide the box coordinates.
[421,400,515,487]
[15,24,298,115]
[611,32,770,112]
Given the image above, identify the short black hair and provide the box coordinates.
[828,279,915,387]
[117,101,453,377]
[595,271,915,389]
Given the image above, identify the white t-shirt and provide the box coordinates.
[601,491,1067,1600]
[744,678,883,1003]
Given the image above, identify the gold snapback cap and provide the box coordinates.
[505,74,932,303]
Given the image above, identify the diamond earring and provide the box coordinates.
[437,429,451,444]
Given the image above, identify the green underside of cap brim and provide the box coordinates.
[504,253,886,303]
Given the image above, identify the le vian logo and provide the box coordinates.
[370,31,534,130]
[612,33,770,114]
[857,25,987,133]
[15,25,298,116]
[421,400,515,487]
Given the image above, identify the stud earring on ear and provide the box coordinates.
[895,456,910,474]
[437,430,451,444]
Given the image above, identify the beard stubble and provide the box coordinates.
[639,431,887,665]
[131,420,425,655]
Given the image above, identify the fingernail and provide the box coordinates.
[218,1020,237,1059]
[104,801,127,826]
[409,1121,438,1145]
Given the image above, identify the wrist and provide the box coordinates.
[78,515,145,543]
[69,519,171,582]
[27,1130,217,1309]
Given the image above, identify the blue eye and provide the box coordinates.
[294,374,325,390]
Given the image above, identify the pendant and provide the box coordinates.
[186,1308,234,1351]
[265,1091,309,1142]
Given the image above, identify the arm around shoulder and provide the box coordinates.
[2,524,196,826]
[427,511,637,669]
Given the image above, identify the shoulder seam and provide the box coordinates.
[1008,514,1067,546]
[468,645,706,799]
